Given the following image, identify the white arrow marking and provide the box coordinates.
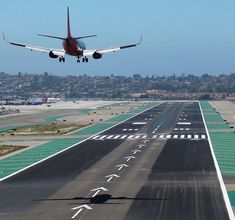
[137,144,146,149]
[132,149,141,155]
[116,164,129,171]
[71,205,92,219]
[91,187,108,197]
[105,174,120,182]
[125,156,135,162]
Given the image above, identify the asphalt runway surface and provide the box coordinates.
[0,102,231,220]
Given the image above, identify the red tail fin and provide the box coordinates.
[67,7,72,37]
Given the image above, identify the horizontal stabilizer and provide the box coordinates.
[75,34,97,40]
[37,34,65,40]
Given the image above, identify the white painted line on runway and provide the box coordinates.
[199,102,235,220]
[177,122,191,125]
[135,135,141,139]
[129,129,133,131]
[92,135,100,139]
[201,135,206,139]
[132,122,147,125]
[180,135,185,139]
[143,139,150,143]
[116,164,129,171]
[166,135,171,139]
[180,128,184,131]
[174,128,178,130]
[99,135,107,139]
[107,135,114,139]
[159,135,164,139]
[132,149,141,155]
[128,135,135,139]
[91,187,108,198]
[105,174,120,182]
[120,135,127,139]
[152,135,158,139]
[186,128,190,131]
[194,135,199,139]
[187,134,192,139]
[134,129,139,131]
[137,144,146,149]
[114,135,121,139]
[122,129,127,131]
[141,135,148,139]
[173,135,178,139]
[125,156,135,162]
[71,205,92,219]
[152,131,156,134]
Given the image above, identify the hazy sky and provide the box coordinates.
[1,0,235,75]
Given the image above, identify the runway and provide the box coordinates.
[0,102,232,220]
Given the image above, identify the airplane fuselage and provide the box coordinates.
[62,37,86,57]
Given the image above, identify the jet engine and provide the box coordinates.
[49,51,59,59]
[92,52,102,59]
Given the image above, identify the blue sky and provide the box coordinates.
[1,0,235,75]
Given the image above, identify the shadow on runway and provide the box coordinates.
[34,194,167,205]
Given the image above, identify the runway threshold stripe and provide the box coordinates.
[199,102,234,220]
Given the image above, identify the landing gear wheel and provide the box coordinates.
[59,57,62,62]
[62,57,65,62]
[82,57,85,63]
[85,57,88,63]
[77,59,80,63]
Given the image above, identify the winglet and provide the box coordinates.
[2,31,6,42]
[138,33,143,45]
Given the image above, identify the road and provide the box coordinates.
[0,102,231,220]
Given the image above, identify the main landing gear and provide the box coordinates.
[59,57,65,62]
[77,57,88,63]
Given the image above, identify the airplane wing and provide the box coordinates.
[83,35,142,57]
[2,32,65,56]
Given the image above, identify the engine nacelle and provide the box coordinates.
[93,52,102,59]
[49,51,59,59]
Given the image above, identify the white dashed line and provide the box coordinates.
[173,135,178,139]
[187,134,192,139]
[177,122,191,125]
[99,135,107,139]
[166,135,171,139]
[120,135,127,139]
[107,135,114,139]
[132,122,147,125]
[194,135,199,139]
[92,135,100,139]
[114,135,121,139]
[180,135,185,139]
[201,135,206,139]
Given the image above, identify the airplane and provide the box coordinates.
[2,7,142,63]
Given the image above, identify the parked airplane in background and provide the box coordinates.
[2,7,141,63]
